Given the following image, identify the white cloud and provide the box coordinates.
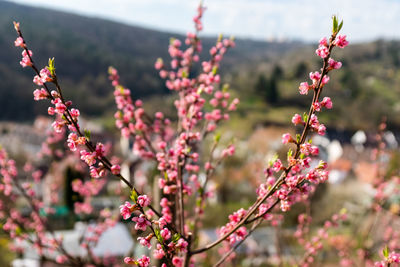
[8,0,400,42]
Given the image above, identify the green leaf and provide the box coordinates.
[212,66,218,75]
[196,198,202,207]
[217,34,223,42]
[130,190,138,202]
[222,83,230,92]
[154,228,163,242]
[383,245,389,258]
[15,226,22,236]
[287,149,293,158]
[338,21,343,32]
[172,233,181,243]
[182,70,188,78]
[332,15,338,33]
[268,154,279,166]
[47,57,56,76]
[303,112,308,123]
[214,132,221,143]
[84,130,91,141]
[296,134,301,143]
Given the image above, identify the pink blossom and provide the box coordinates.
[316,45,329,58]
[138,236,152,249]
[309,71,321,83]
[124,257,135,265]
[55,255,67,264]
[153,244,165,259]
[14,37,24,47]
[321,75,330,85]
[70,108,80,118]
[160,228,171,240]
[111,164,121,175]
[319,37,327,46]
[33,88,48,101]
[328,58,342,69]
[312,102,321,112]
[119,201,134,220]
[299,82,310,95]
[154,58,163,70]
[137,195,150,207]
[317,124,326,135]
[282,133,293,144]
[172,256,183,267]
[321,97,333,109]
[20,50,32,67]
[136,255,150,267]
[292,114,303,125]
[334,35,349,48]
[132,214,151,231]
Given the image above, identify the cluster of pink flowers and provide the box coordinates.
[295,210,348,267]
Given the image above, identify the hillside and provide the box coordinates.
[1,1,400,132]
[0,1,302,121]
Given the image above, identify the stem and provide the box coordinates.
[177,159,186,236]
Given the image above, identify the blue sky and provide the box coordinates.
[8,0,400,42]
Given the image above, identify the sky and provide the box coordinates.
[7,0,400,42]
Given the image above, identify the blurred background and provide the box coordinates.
[1,0,400,266]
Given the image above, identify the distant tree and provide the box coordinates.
[65,167,83,212]
[341,69,360,98]
[272,64,284,79]
[294,61,308,79]
[266,76,279,104]
[255,73,279,104]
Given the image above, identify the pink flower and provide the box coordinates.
[282,133,293,144]
[33,88,48,101]
[160,228,171,240]
[321,75,330,85]
[172,256,183,267]
[154,58,163,70]
[309,72,321,83]
[137,195,150,207]
[316,45,329,58]
[132,214,151,231]
[137,255,150,267]
[317,124,326,135]
[111,164,121,175]
[299,82,310,95]
[328,58,342,69]
[70,108,80,118]
[272,159,283,172]
[20,50,32,67]
[14,37,24,47]
[39,68,52,83]
[312,102,321,112]
[389,252,400,263]
[54,101,66,114]
[138,236,152,249]
[334,35,349,48]
[319,37,327,46]
[119,201,134,220]
[321,97,332,109]
[153,244,165,259]
[51,120,64,133]
[292,114,303,125]
[124,257,135,265]
[55,255,67,264]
